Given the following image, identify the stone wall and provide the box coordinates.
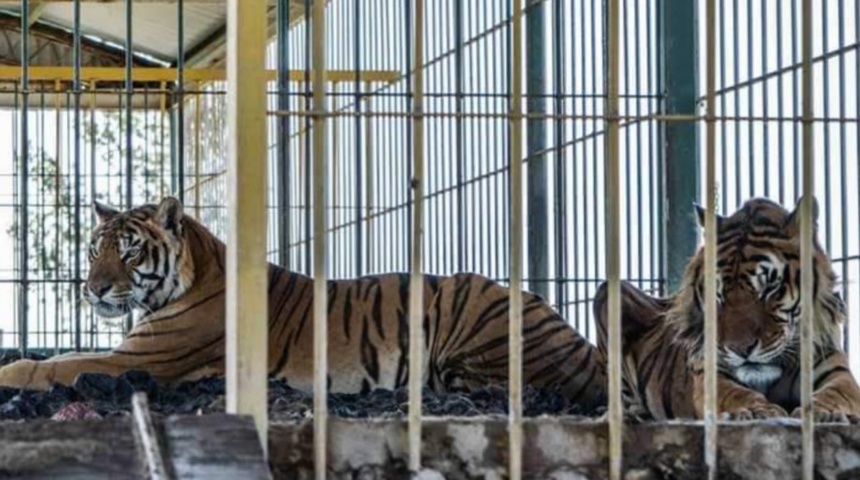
[268,417,860,480]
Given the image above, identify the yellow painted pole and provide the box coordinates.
[605,0,623,478]
[0,66,398,84]
[408,0,425,471]
[703,0,719,479]
[508,0,524,476]
[311,0,329,477]
[225,0,269,452]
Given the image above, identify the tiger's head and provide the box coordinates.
[668,197,844,390]
[84,196,195,318]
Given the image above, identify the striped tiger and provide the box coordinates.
[0,197,606,411]
[595,197,860,422]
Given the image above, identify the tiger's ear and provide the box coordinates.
[156,196,184,236]
[785,195,819,237]
[693,203,725,229]
[93,200,119,223]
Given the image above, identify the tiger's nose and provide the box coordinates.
[740,340,758,358]
[90,283,112,298]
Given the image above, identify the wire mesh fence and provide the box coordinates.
[0,0,857,374]
[0,0,856,476]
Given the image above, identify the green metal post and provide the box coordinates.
[526,0,549,299]
[659,0,699,293]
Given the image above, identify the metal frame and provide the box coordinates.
[1,0,844,477]
[659,0,698,293]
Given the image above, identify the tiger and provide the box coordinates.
[0,196,606,411]
[594,197,860,422]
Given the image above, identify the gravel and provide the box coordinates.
[0,352,603,421]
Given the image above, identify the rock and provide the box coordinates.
[52,402,102,421]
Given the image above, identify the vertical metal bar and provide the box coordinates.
[791,0,799,200]
[703,0,718,479]
[455,0,465,274]
[552,0,567,318]
[304,0,312,275]
[73,0,82,352]
[605,0,622,478]
[409,0,426,470]
[509,0,524,476]
[746,0,754,197]
[821,0,832,256]
[776,0,784,205]
[311,0,328,476]
[659,0,698,293]
[124,0,135,334]
[364,83,373,267]
[800,0,814,477]
[125,0,133,210]
[761,0,769,199]
[732,0,740,205]
[526,0,548,298]
[225,0,269,451]
[18,0,30,356]
[194,94,201,219]
[277,0,290,269]
[177,0,185,203]
[837,0,848,354]
[353,0,362,277]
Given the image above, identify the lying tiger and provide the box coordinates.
[595,197,860,422]
[0,196,606,411]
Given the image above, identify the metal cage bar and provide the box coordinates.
[702,0,718,478]
[509,0,525,477]
[72,0,82,352]
[605,0,623,478]
[408,0,425,471]
[311,0,329,476]
[17,0,30,357]
[225,0,269,452]
[800,0,815,477]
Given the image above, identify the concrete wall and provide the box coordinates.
[268,417,860,480]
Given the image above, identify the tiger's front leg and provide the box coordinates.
[0,352,144,391]
[692,367,787,420]
[787,350,860,423]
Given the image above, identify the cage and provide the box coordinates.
[0,0,855,478]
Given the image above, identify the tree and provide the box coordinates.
[6,108,170,351]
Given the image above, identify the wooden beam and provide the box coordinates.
[225,0,269,456]
[26,3,47,27]
[131,394,171,480]
[0,66,398,83]
[185,1,317,69]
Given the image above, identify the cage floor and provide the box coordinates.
[0,352,601,422]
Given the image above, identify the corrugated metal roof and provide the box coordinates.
[0,2,310,66]
[42,3,226,63]
[0,3,225,63]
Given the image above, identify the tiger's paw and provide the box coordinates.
[720,402,787,421]
[791,406,860,424]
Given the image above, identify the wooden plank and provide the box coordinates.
[0,66,399,84]
[131,394,171,480]
[163,415,272,480]
[0,418,144,479]
[225,0,269,452]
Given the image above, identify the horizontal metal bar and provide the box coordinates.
[701,42,860,101]
[0,66,399,84]
[267,109,860,123]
